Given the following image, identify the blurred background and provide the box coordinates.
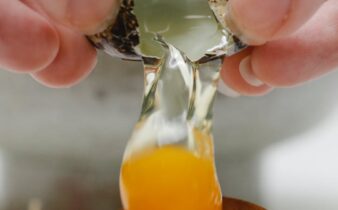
[0,53,338,210]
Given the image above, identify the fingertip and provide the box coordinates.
[27,20,60,72]
[0,0,60,73]
[32,26,97,88]
[250,41,305,87]
[221,49,273,96]
[226,0,291,45]
[32,55,97,88]
[226,0,326,45]
[248,1,338,88]
[217,79,241,98]
[239,56,264,87]
[36,0,120,34]
[68,0,120,34]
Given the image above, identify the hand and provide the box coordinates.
[219,0,337,97]
[0,0,119,88]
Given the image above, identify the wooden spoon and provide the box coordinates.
[222,197,266,210]
[121,197,266,210]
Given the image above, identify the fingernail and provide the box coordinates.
[225,0,291,45]
[224,2,259,45]
[224,3,241,36]
[66,0,120,34]
[93,3,120,35]
[217,80,241,98]
[36,0,120,34]
[239,56,264,87]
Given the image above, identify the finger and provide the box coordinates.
[226,1,338,90]
[248,1,338,87]
[32,25,97,88]
[0,0,59,72]
[226,0,327,45]
[219,48,273,97]
[35,0,120,34]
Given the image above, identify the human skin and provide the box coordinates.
[219,0,338,96]
[0,0,337,93]
[0,0,119,88]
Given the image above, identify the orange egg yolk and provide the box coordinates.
[120,146,222,210]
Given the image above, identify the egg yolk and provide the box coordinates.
[120,146,222,210]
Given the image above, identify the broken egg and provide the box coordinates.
[88,0,245,62]
[87,1,249,210]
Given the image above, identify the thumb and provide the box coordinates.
[35,0,120,34]
[250,1,338,87]
[220,0,338,96]
[226,0,326,45]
